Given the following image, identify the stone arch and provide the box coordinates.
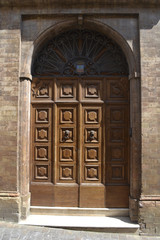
[19,18,140,221]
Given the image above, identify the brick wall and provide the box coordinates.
[0,9,21,221]
[140,11,160,235]
[139,201,160,235]
[0,29,20,192]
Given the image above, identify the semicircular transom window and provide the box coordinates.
[32,29,129,76]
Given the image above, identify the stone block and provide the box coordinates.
[0,197,21,222]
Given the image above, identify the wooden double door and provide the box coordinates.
[30,77,130,208]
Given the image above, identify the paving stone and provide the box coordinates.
[1,222,160,240]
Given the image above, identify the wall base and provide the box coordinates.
[139,197,160,235]
[129,197,138,222]
[0,193,30,222]
[0,194,21,222]
[20,193,31,220]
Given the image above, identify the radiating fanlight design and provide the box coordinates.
[32,29,129,76]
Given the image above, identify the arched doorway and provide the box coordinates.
[30,29,130,208]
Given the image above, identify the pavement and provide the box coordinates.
[0,222,160,240]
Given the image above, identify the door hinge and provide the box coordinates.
[129,127,132,138]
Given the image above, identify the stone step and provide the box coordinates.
[19,213,139,234]
[30,206,129,217]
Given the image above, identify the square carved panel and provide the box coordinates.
[60,147,74,162]
[84,108,100,124]
[86,84,99,98]
[61,84,73,97]
[85,128,99,143]
[82,80,102,100]
[110,127,124,143]
[60,109,74,124]
[60,128,74,143]
[110,108,125,124]
[35,165,48,180]
[85,147,99,162]
[107,79,129,100]
[36,109,49,123]
[31,80,52,100]
[36,128,48,142]
[35,146,48,161]
[110,83,124,98]
[85,166,99,181]
[59,165,74,180]
[110,146,124,161]
[111,165,125,180]
[57,80,77,100]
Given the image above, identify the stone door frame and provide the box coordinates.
[19,18,141,220]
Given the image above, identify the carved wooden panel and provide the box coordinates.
[85,147,99,162]
[110,127,125,143]
[82,105,102,183]
[35,146,49,161]
[56,80,77,101]
[36,109,49,123]
[57,105,77,183]
[106,78,129,102]
[81,80,102,101]
[60,108,74,123]
[84,107,101,124]
[85,166,99,181]
[60,147,74,162]
[36,127,49,142]
[107,164,127,183]
[31,79,53,101]
[35,165,48,180]
[60,165,74,180]
[106,101,129,185]
[31,104,52,183]
[110,108,125,124]
[111,165,124,180]
[110,146,124,161]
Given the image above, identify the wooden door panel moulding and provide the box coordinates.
[30,76,130,208]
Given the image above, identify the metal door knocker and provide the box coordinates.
[89,130,95,140]
[64,129,70,140]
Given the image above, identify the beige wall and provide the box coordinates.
[139,11,160,235]
[0,20,21,220]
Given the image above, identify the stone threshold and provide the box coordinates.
[19,215,139,233]
[19,207,139,233]
[30,206,129,217]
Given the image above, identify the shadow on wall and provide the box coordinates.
[0,5,160,31]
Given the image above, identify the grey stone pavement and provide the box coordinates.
[0,222,160,240]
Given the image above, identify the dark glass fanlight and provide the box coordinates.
[32,29,128,76]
